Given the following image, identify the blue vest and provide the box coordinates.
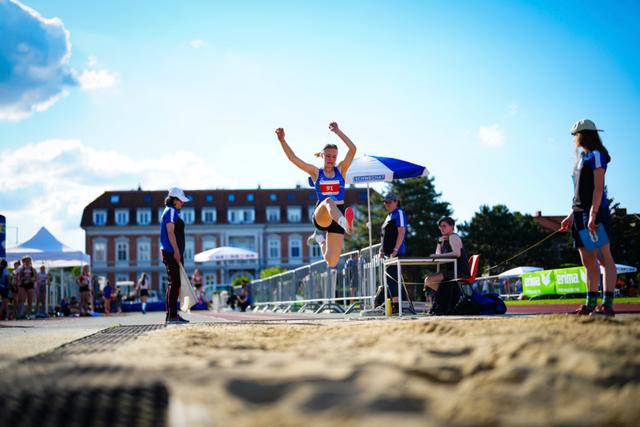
[314,167,345,203]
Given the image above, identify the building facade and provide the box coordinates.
[80,187,368,293]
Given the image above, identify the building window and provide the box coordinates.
[266,206,280,223]
[287,206,302,223]
[228,208,255,224]
[268,238,281,259]
[269,193,278,201]
[308,193,315,201]
[137,209,152,225]
[247,193,254,202]
[359,191,368,201]
[181,208,195,225]
[287,193,295,201]
[310,241,322,259]
[110,194,120,204]
[228,194,235,202]
[93,209,107,226]
[185,238,195,262]
[160,274,168,294]
[308,206,316,222]
[143,194,152,203]
[115,209,129,226]
[206,194,214,202]
[93,241,106,263]
[137,239,151,263]
[202,236,216,251]
[205,273,216,287]
[228,236,256,251]
[202,208,217,224]
[116,240,129,263]
[289,236,302,261]
[116,274,129,284]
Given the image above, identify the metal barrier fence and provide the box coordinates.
[251,244,382,314]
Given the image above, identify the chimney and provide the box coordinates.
[535,211,542,217]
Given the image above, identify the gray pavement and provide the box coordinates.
[0,311,217,368]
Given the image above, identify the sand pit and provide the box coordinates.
[57,315,638,427]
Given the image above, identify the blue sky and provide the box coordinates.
[1,0,639,250]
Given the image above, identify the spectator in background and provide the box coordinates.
[36,264,49,316]
[19,256,36,319]
[68,296,81,317]
[237,282,250,312]
[10,261,21,320]
[103,280,113,315]
[76,265,92,316]
[192,268,205,304]
[0,260,9,320]
[136,272,150,314]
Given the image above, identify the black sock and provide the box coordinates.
[586,292,598,311]
[602,291,614,309]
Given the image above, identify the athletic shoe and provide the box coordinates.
[590,305,615,317]
[345,207,354,231]
[307,230,325,246]
[166,316,190,324]
[574,305,592,316]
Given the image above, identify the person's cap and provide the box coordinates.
[168,187,190,202]
[571,119,603,135]
[383,192,398,202]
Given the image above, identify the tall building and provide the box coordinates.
[80,187,368,293]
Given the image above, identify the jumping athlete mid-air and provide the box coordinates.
[276,122,356,267]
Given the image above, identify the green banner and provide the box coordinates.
[522,270,556,297]
[522,267,588,297]
[554,267,588,295]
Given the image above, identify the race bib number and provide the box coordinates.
[319,180,340,195]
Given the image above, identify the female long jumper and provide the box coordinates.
[276,122,356,268]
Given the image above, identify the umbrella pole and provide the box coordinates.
[367,183,374,309]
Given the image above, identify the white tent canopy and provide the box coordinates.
[5,226,90,267]
[498,266,543,279]
[601,264,637,275]
[194,246,259,263]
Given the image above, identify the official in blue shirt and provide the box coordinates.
[379,191,409,309]
[559,119,617,317]
[161,187,190,324]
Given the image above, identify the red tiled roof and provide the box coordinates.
[80,188,370,227]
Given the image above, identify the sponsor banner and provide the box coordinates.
[554,266,588,294]
[522,270,556,297]
[353,174,386,183]
[0,215,5,259]
[522,266,588,296]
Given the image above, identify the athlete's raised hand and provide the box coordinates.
[328,122,339,133]
[275,127,285,142]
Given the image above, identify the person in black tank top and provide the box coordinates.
[423,217,471,291]
[276,122,357,267]
[19,256,37,319]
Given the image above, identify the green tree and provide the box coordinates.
[260,267,288,279]
[347,176,452,256]
[458,205,558,274]
[231,276,251,288]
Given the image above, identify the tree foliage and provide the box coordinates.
[260,267,288,279]
[458,205,559,274]
[347,177,452,256]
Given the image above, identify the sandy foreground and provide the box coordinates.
[65,315,640,427]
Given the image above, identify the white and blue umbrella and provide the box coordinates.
[345,155,429,184]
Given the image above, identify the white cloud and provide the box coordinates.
[77,69,120,90]
[477,124,505,148]
[0,139,236,249]
[189,39,205,48]
[506,103,518,117]
[0,0,77,120]
[87,55,98,67]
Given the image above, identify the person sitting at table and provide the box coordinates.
[423,216,471,315]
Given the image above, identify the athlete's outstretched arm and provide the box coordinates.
[275,128,317,179]
[330,122,357,176]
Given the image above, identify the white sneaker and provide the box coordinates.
[307,230,325,246]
